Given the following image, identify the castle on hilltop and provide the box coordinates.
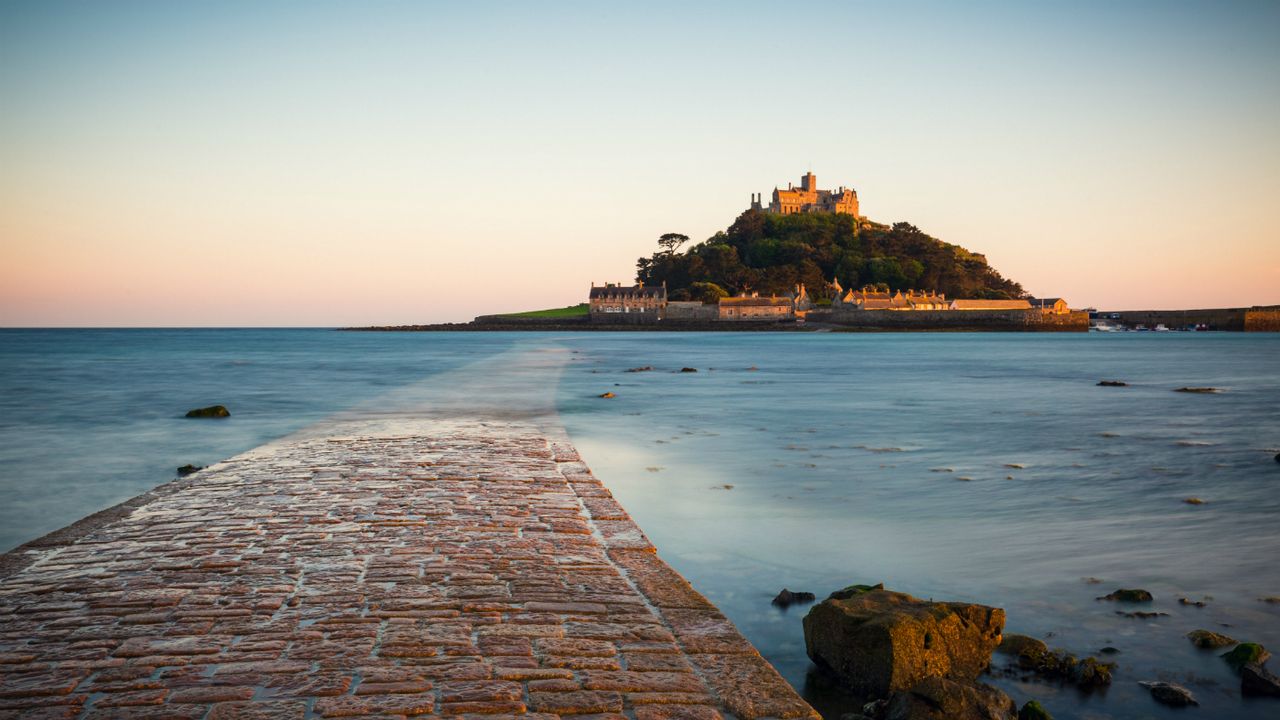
[750,172,860,216]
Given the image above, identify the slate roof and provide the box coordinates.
[950,299,1033,310]
[589,285,666,299]
[720,296,792,307]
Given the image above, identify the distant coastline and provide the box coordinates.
[344,303,1280,333]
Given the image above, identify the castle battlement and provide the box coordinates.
[751,172,860,216]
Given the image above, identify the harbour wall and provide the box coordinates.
[1244,305,1280,332]
[1104,308,1247,331]
[815,308,1090,331]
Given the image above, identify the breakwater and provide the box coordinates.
[1102,305,1280,331]
[0,349,817,720]
[817,308,1089,331]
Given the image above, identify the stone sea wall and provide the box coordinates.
[1244,305,1280,332]
[816,308,1089,332]
[1106,308,1247,331]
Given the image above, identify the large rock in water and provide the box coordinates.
[803,584,1005,698]
[883,677,1016,720]
[185,405,230,418]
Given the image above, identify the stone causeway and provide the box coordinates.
[0,412,819,720]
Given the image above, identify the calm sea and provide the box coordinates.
[1,329,1277,719]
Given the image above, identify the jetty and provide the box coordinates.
[0,348,817,719]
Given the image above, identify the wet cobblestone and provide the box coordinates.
[0,418,817,719]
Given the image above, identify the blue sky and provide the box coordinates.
[2,1,1278,324]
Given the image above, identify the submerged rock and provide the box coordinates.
[598,392,615,399]
[1096,380,1128,387]
[884,677,1015,720]
[176,464,203,477]
[1139,681,1198,707]
[1241,662,1280,697]
[1018,700,1053,720]
[996,635,1113,688]
[1183,497,1206,505]
[625,366,653,372]
[997,634,1048,666]
[1179,597,1208,607]
[1222,642,1270,671]
[1115,610,1168,619]
[773,588,817,608]
[1187,629,1235,648]
[1175,387,1220,393]
[680,367,698,373]
[185,405,230,418]
[1097,588,1152,602]
[803,584,1004,698]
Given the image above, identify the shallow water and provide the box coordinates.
[1,329,1277,719]
[556,332,1280,719]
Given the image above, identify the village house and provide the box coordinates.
[718,292,795,321]
[750,172,860,217]
[830,280,948,310]
[588,282,667,321]
[1028,297,1070,314]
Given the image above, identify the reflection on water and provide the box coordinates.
[559,332,1280,720]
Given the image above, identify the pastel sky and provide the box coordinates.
[2,1,1278,326]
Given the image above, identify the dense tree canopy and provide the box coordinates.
[636,210,1024,302]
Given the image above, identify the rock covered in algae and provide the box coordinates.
[1097,588,1152,602]
[1222,642,1270,671]
[883,676,1016,720]
[1186,629,1235,649]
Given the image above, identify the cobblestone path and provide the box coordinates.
[0,414,819,720]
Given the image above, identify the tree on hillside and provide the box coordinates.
[635,209,1024,301]
[657,233,689,255]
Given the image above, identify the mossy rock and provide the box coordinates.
[1097,588,1152,602]
[1074,657,1114,688]
[827,582,885,600]
[176,464,203,477]
[1222,642,1270,671]
[185,405,230,418]
[1187,629,1236,649]
[997,634,1049,667]
[1019,700,1053,720]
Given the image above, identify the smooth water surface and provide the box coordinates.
[0,329,515,550]
[556,332,1280,720]
[1,329,1277,719]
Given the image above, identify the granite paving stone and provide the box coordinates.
[0,404,818,718]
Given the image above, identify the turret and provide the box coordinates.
[801,172,816,192]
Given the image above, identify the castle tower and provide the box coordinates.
[801,172,816,192]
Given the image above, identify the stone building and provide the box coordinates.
[950,299,1034,311]
[750,172,860,216]
[1028,297,1070,314]
[718,293,795,321]
[588,282,667,322]
[831,281,948,310]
